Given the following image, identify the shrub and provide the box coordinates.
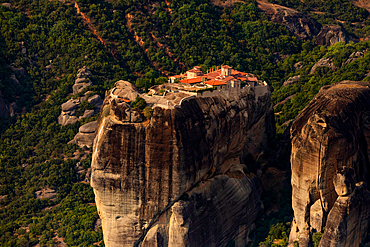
[131,95,146,111]
[102,106,110,117]
[143,107,154,120]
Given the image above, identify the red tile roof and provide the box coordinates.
[204,79,227,86]
[179,77,203,84]
[171,65,259,86]
[246,77,258,82]
[223,76,235,82]
[238,77,248,81]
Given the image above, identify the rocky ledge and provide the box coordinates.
[90,80,275,247]
[289,81,370,246]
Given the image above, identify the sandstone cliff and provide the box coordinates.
[289,81,370,246]
[91,81,274,247]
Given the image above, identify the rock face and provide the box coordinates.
[69,121,98,148]
[257,0,321,39]
[316,25,349,46]
[289,81,370,246]
[320,177,370,247]
[91,81,275,247]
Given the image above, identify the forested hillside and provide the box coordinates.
[1,0,370,246]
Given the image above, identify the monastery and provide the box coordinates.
[109,65,269,110]
[168,65,269,98]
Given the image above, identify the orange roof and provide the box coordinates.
[231,70,248,76]
[171,74,183,78]
[204,79,227,86]
[179,77,203,84]
[118,97,130,103]
[205,71,222,79]
[223,76,235,82]
[221,65,232,69]
[246,77,258,82]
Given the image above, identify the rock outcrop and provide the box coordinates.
[34,188,57,200]
[91,81,275,247]
[283,75,300,87]
[343,50,367,65]
[310,57,337,74]
[316,25,349,46]
[289,81,370,246]
[73,66,93,95]
[69,121,98,148]
[257,0,321,39]
[58,67,103,125]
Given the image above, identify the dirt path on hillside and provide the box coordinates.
[125,11,185,75]
[74,1,119,61]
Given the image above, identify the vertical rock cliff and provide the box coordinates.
[91,81,274,247]
[289,81,370,246]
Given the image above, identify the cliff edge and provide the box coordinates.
[90,80,274,247]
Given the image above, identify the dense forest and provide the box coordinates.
[1,0,370,246]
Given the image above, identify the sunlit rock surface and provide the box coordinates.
[289,81,370,246]
[91,80,274,246]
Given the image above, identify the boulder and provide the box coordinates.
[58,114,79,125]
[75,77,86,84]
[79,121,98,133]
[34,188,57,200]
[69,121,97,148]
[61,100,78,112]
[81,109,95,118]
[88,94,102,106]
[73,80,92,95]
